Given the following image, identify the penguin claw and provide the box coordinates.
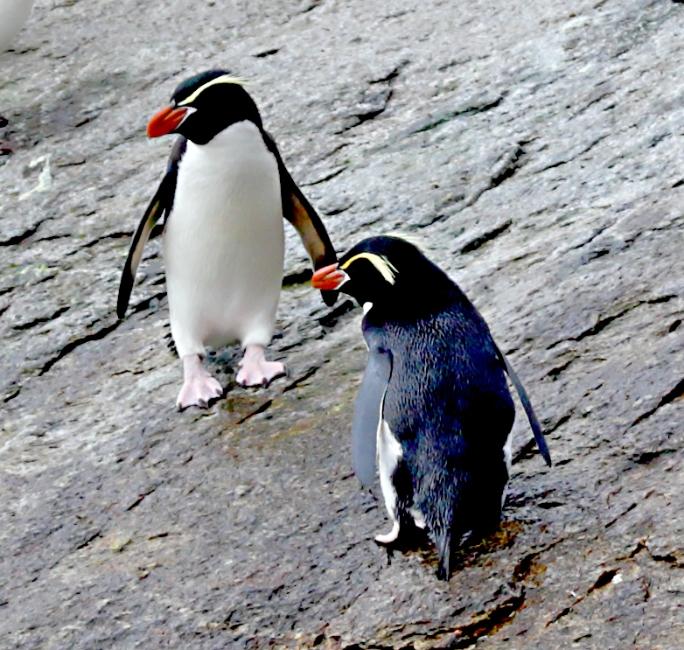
[176,375,223,410]
[236,360,286,388]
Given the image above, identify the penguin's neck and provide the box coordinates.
[185,120,264,165]
[176,121,276,202]
[366,282,459,324]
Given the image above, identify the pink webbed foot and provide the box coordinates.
[176,354,223,410]
[236,344,286,388]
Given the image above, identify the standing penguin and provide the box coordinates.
[311,236,551,580]
[117,70,337,409]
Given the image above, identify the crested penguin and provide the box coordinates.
[0,0,35,154]
[311,236,551,580]
[117,70,337,409]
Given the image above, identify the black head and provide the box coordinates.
[146,69,262,145]
[311,236,457,317]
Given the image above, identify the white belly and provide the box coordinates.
[163,122,284,357]
[377,418,403,521]
[501,429,513,507]
[0,0,33,50]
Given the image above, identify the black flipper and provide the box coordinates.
[116,137,186,319]
[262,131,338,306]
[499,350,552,466]
[352,346,392,487]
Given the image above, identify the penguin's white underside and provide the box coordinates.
[501,429,513,507]
[376,418,403,543]
[377,420,400,511]
[163,121,284,357]
[376,420,511,537]
[376,413,427,540]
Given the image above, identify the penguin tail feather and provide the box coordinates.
[435,528,452,581]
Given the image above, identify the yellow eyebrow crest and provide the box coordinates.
[177,75,247,106]
[340,253,398,285]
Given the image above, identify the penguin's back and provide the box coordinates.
[381,304,514,449]
[378,301,515,534]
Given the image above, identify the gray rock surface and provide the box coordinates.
[1,0,683,647]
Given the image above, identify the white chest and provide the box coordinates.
[165,121,283,263]
[171,121,281,228]
[163,121,285,351]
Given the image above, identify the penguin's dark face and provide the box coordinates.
[146,70,262,145]
[311,236,454,315]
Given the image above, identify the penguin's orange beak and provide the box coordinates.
[147,106,188,138]
[311,263,349,291]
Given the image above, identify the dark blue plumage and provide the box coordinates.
[314,236,551,580]
[366,297,515,578]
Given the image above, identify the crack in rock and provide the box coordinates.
[125,484,159,511]
[449,589,526,648]
[629,448,677,465]
[459,219,512,254]
[406,93,505,136]
[546,567,621,626]
[74,530,103,551]
[34,290,167,379]
[236,399,273,425]
[566,222,613,253]
[369,61,408,85]
[65,229,131,256]
[304,165,347,186]
[604,502,637,529]
[252,47,279,58]
[545,356,576,379]
[512,540,561,582]
[547,294,677,349]
[570,88,614,119]
[465,142,528,207]
[11,305,70,331]
[0,217,52,246]
[588,568,620,593]
[335,62,406,134]
[336,90,394,134]
[282,366,319,393]
[533,134,609,174]
[630,377,684,426]
[299,0,324,14]
[38,319,122,376]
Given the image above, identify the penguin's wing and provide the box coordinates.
[116,137,186,319]
[262,132,338,306]
[498,349,552,466]
[352,345,393,487]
